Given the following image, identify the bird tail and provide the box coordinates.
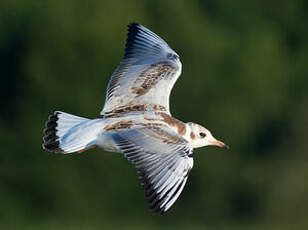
[42,111,100,154]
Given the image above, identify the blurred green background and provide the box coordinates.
[1,0,308,229]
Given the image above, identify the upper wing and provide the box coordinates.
[109,127,193,213]
[101,23,182,117]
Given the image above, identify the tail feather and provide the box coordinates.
[43,111,99,154]
[43,112,62,153]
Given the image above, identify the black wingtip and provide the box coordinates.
[42,112,63,153]
[125,22,142,58]
[128,22,139,29]
[136,169,166,215]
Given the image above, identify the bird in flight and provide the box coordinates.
[43,23,229,214]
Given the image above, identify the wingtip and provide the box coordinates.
[125,23,142,58]
[128,22,139,28]
[127,22,141,35]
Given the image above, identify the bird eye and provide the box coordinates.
[199,132,206,138]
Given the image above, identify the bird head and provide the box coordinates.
[187,122,229,149]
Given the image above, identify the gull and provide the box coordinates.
[42,23,229,214]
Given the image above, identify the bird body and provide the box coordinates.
[43,23,228,213]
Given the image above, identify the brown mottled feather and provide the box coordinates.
[156,112,186,136]
[131,62,176,97]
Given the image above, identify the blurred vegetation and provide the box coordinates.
[1,0,308,229]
